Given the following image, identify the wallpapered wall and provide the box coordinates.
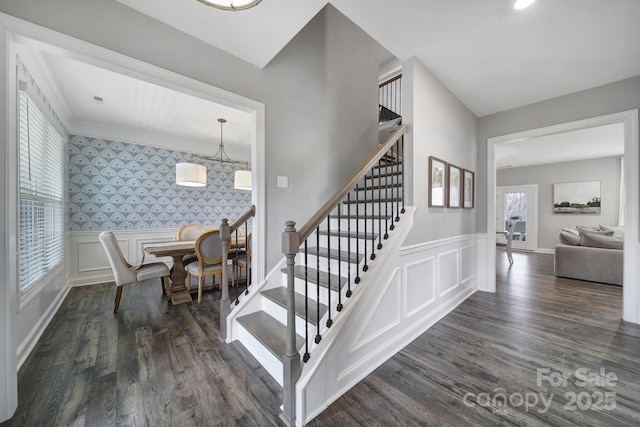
[67,135,252,231]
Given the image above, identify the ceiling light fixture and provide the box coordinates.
[196,0,262,11]
[514,0,535,10]
[176,118,249,187]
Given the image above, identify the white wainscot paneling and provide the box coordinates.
[68,229,178,287]
[460,244,476,285]
[405,257,436,317]
[438,249,460,297]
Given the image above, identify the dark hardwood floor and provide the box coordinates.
[3,249,639,426]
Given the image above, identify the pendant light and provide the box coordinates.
[176,117,250,187]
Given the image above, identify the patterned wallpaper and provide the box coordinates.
[67,135,252,231]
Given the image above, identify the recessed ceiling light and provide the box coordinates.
[514,0,535,10]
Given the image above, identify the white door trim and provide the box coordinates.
[485,109,639,324]
[0,12,267,421]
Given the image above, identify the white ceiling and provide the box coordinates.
[495,122,625,169]
[15,0,639,164]
[116,0,640,117]
[18,42,253,161]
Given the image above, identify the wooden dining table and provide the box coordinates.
[144,237,246,305]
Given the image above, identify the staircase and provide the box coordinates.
[226,123,410,425]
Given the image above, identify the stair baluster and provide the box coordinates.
[377,159,383,250]
[346,192,352,297]
[354,185,360,285]
[384,156,389,240]
[400,136,405,215]
[315,226,321,344]
[326,215,332,328]
[303,240,310,363]
[337,205,343,312]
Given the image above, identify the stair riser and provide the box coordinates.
[328,217,392,232]
[315,236,378,254]
[352,187,402,200]
[295,255,362,280]
[292,277,347,306]
[340,202,402,216]
[262,296,317,336]
[236,324,284,386]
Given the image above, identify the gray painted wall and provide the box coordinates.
[402,58,477,245]
[0,0,379,270]
[497,157,621,250]
[477,75,640,233]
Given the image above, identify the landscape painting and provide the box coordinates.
[553,181,601,214]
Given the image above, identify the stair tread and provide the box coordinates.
[306,246,363,264]
[342,197,402,204]
[237,311,304,361]
[281,266,347,292]
[329,214,391,220]
[317,230,377,240]
[365,171,402,178]
[261,287,328,326]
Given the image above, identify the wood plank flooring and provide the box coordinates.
[310,250,640,426]
[3,249,640,426]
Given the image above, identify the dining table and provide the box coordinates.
[144,237,246,305]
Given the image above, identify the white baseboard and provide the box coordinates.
[16,283,71,370]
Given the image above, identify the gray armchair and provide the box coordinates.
[99,231,170,313]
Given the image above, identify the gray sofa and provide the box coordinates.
[554,226,623,286]
[554,244,623,285]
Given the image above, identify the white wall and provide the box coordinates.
[0,23,18,424]
[497,156,621,250]
[402,58,477,244]
[477,76,640,232]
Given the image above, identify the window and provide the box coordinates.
[18,88,65,291]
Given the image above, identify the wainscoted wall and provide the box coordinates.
[67,135,251,231]
[295,232,477,423]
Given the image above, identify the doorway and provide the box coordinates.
[485,110,639,324]
[496,184,538,251]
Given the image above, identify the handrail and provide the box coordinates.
[229,205,255,233]
[297,124,407,242]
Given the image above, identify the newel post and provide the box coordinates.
[219,218,231,343]
[281,221,301,426]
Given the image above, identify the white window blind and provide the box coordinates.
[18,89,65,291]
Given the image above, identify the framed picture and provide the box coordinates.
[428,156,446,207]
[463,169,475,209]
[553,181,601,214]
[446,164,462,208]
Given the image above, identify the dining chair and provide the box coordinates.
[506,221,516,265]
[98,231,170,313]
[233,232,252,287]
[176,223,206,267]
[186,229,230,303]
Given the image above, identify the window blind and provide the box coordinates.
[18,89,65,291]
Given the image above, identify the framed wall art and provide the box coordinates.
[463,169,475,209]
[447,163,462,208]
[428,156,446,207]
[553,181,601,214]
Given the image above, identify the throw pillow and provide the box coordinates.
[559,229,580,246]
[579,230,623,250]
[599,225,624,238]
